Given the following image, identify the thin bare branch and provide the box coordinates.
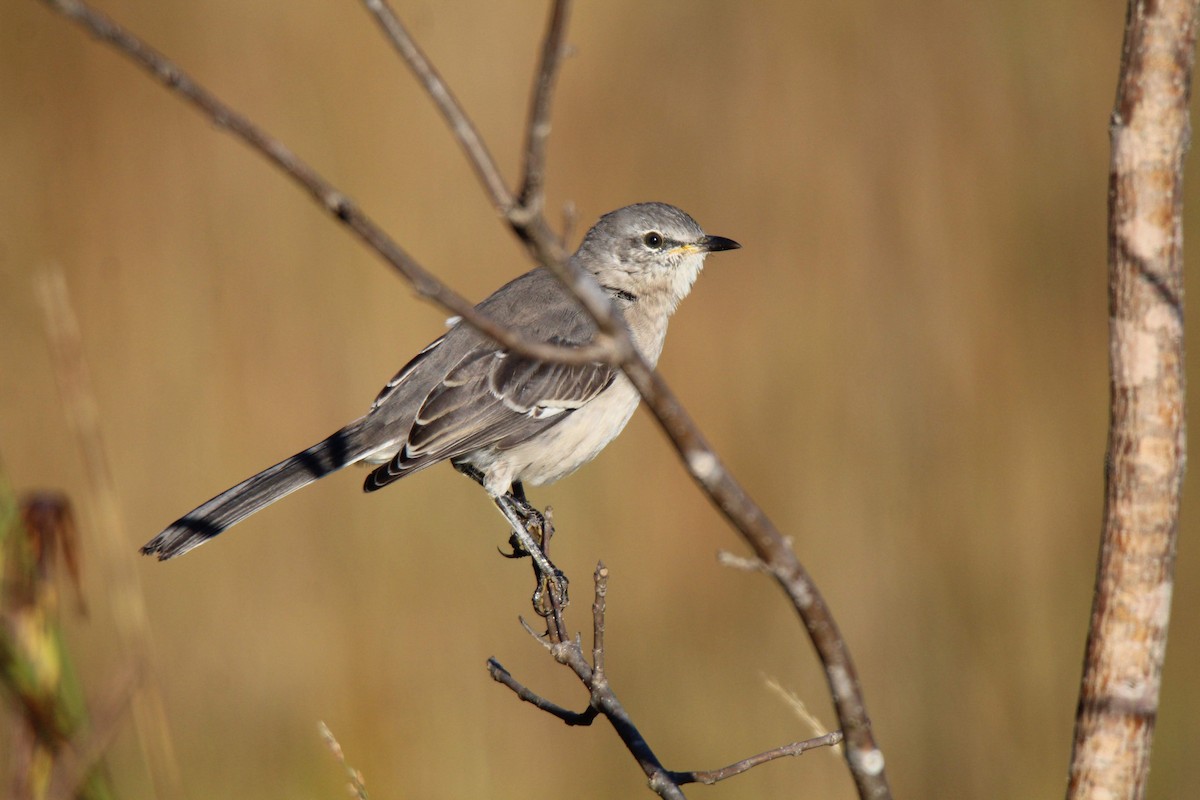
[487,659,599,725]
[615,357,889,798]
[591,562,608,678]
[531,564,686,799]
[360,1,624,337]
[1067,1,1196,797]
[359,0,514,215]
[516,0,572,215]
[667,731,845,786]
[500,563,843,797]
[37,0,615,367]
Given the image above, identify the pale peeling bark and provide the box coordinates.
[1067,2,1197,798]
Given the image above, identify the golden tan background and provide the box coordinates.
[2,1,1198,797]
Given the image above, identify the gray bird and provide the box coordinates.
[141,203,739,561]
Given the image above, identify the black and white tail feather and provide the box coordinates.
[139,420,379,559]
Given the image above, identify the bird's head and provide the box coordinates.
[574,202,740,313]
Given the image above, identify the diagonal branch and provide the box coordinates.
[360,0,572,255]
[613,361,887,798]
[359,0,515,216]
[486,659,599,726]
[515,0,571,215]
[361,0,620,337]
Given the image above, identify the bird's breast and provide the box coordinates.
[467,374,642,494]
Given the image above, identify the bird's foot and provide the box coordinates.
[532,567,569,617]
[494,493,566,614]
[496,493,548,556]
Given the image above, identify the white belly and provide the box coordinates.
[465,373,642,496]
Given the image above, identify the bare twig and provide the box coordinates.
[516,0,572,215]
[358,0,571,258]
[493,564,843,797]
[360,0,630,345]
[666,731,845,786]
[590,560,608,677]
[1067,1,1196,797]
[359,0,514,216]
[486,659,599,725]
[504,564,688,799]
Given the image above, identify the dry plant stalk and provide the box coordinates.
[35,269,184,799]
[1067,1,1197,797]
[319,722,369,800]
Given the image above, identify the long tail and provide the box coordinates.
[141,419,379,560]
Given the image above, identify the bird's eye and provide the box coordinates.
[643,231,664,249]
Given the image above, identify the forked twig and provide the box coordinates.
[360,0,570,259]
[486,659,598,726]
[360,0,631,340]
[490,565,843,797]
[498,564,686,799]
[360,0,514,216]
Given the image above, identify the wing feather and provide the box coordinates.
[366,346,615,490]
[362,268,621,492]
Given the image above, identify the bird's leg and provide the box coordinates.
[508,481,560,610]
[494,494,568,613]
[452,462,566,612]
[509,480,548,548]
[454,463,543,557]
[453,461,488,488]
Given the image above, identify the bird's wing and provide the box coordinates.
[363,339,615,491]
[369,333,450,413]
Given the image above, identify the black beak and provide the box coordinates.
[699,234,741,253]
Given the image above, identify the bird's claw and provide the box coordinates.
[497,531,527,559]
[532,568,569,616]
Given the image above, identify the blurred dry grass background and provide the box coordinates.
[1,0,1198,797]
